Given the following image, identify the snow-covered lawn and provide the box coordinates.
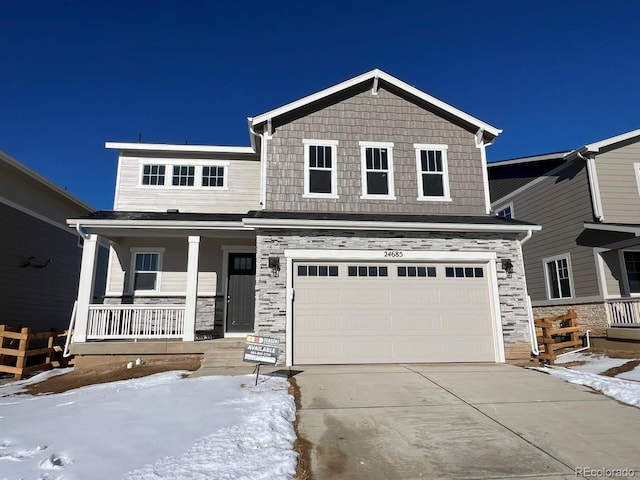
[536,352,640,409]
[0,371,297,480]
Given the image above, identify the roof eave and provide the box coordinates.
[242,217,540,233]
[105,142,256,155]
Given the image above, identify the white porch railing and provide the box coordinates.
[607,299,640,327]
[87,305,186,340]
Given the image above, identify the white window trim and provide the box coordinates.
[414,143,451,202]
[542,253,574,300]
[302,139,339,199]
[128,248,165,294]
[495,202,515,219]
[620,248,640,297]
[137,159,230,190]
[201,164,229,189]
[359,141,396,200]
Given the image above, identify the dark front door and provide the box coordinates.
[226,253,256,333]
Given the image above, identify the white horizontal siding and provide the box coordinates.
[114,156,261,213]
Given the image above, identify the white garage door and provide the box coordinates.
[293,261,497,364]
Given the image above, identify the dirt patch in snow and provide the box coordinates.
[600,359,640,378]
[289,376,313,480]
[21,357,201,395]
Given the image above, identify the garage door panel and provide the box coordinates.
[293,261,497,364]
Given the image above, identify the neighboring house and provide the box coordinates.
[489,129,640,341]
[67,69,541,366]
[0,150,106,333]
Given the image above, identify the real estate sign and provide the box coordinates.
[243,335,280,365]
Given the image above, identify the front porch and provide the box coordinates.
[68,211,257,345]
[606,299,640,341]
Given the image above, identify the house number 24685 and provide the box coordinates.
[384,250,404,258]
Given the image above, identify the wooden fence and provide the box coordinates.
[534,309,582,364]
[0,325,69,380]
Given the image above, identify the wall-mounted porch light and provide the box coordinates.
[269,256,280,277]
[501,259,514,278]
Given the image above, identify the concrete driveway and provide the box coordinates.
[292,364,639,479]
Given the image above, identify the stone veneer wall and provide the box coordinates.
[103,296,218,334]
[532,302,609,337]
[255,229,532,363]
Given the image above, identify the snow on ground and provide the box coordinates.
[554,352,630,373]
[540,366,640,408]
[0,371,297,480]
[537,351,640,409]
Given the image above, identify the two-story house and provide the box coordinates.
[67,69,540,366]
[489,129,640,343]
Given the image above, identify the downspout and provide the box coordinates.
[248,120,268,209]
[475,129,492,214]
[519,229,539,355]
[579,151,604,222]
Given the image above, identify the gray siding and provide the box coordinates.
[512,161,600,302]
[114,154,261,213]
[265,87,487,214]
[595,141,640,223]
[601,250,624,296]
[0,202,82,331]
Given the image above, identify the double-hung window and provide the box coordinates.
[303,140,338,197]
[131,250,163,292]
[543,254,573,299]
[623,251,640,294]
[172,166,195,186]
[142,165,166,186]
[360,141,395,199]
[414,144,450,200]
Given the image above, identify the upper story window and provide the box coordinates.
[496,203,514,219]
[303,139,338,198]
[142,165,166,186]
[139,161,229,189]
[359,141,395,199]
[202,166,225,187]
[172,166,195,186]
[543,254,573,299]
[414,144,450,201]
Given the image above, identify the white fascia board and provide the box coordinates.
[488,152,571,168]
[242,217,540,233]
[251,69,502,138]
[67,219,250,231]
[583,222,640,235]
[584,129,640,153]
[0,150,94,212]
[105,142,256,155]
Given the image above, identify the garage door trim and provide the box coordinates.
[283,249,505,366]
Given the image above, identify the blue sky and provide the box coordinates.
[1,1,639,210]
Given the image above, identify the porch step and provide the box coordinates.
[198,339,247,368]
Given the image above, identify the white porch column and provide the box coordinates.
[183,235,200,342]
[74,234,99,342]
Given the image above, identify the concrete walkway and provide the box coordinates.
[293,364,639,479]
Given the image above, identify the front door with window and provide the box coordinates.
[226,253,256,333]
